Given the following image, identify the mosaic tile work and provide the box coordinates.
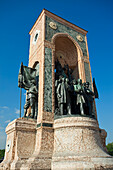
[44,47,52,112]
[84,62,91,84]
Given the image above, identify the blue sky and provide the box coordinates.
[0,0,113,149]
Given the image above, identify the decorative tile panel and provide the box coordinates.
[44,47,52,112]
[84,62,91,85]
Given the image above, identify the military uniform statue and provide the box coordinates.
[18,63,39,119]
[84,82,95,116]
[54,60,98,118]
[24,79,38,119]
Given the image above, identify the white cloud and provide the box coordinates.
[0,106,9,109]
[15,108,20,114]
[5,120,10,123]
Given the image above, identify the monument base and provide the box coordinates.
[0,118,37,170]
[0,117,54,170]
[17,126,54,170]
[1,117,113,170]
[52,117,113,170]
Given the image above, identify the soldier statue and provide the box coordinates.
[24,79,38,119]
[83,82,95,116]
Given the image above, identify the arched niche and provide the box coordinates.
[54,36,79,80]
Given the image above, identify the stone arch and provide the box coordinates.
[52,33,83,58]
[51,33,85,81]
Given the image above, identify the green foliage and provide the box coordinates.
[0,149,5,159]
[106,142,113,156]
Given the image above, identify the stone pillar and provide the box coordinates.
[0,118,36,170]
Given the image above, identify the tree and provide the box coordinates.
[106,142,113,156]
[0,149,5,159]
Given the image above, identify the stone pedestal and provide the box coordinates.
[19,123,54,170]
[0,117,54,170]
[52,117,113,170]
[0,118,37,170]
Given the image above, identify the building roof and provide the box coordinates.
[29,9,88,35]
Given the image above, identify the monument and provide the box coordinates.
[0,9,113,170]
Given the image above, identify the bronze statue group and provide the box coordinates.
[18,61,98,119]
[55,60,98,118]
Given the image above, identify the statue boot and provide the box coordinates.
[24,109,27,117]
[30,108,35,118]
[67,105,71,115]
[60,104,64,116]
[80,103,84,115]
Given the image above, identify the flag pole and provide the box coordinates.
[19,62,23,118]
[20,87,22,118]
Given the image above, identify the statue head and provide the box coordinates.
[77,79,82,84]
[72,79,76,85]
[62,77,65,82]
[65,78,69,83]
[85,82,89,88]
[30,79,36,85]
[59,75,63,82]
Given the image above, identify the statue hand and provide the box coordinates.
[86,89,90,93]
[18,75,23,88]
[80,90,83,94]
[58,94,61,98]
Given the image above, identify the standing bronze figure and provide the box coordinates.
[73,79,85,115]
[18,63,38,119]
[24,79,38,118]
[56,77,66,115]
[84,82,95,116]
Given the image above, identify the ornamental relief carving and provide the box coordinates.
[49,22,57,30]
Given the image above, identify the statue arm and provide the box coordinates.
[24,86,29,90]
[74,87,83,93]
[18,74,23,88]
[56,84,61,98]
[29,86,38,95]
[90,91,95,96]
[86,89,95,96]
[55,80,58,87]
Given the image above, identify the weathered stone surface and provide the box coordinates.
[52,117,113,170]
[0,118,37,170]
